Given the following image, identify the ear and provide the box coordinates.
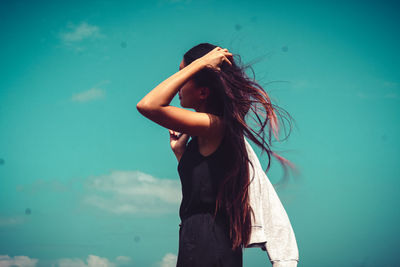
[199,87,210,100]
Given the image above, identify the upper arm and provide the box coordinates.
[136,104,224,137]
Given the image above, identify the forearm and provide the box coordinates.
[137,59,204,108]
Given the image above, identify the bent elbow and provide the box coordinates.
[136,101,145,113]
[136,101,150,115]
[136,101,158,118]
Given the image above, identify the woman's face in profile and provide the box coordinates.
[178,59,201,109]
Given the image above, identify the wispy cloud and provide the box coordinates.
[0,255,38,267]
[0,254,132,267]
[71,80,110,103]
[59,21,104,43]
[0,216,25,226]
[115,256,132,265]
[354,80,399,99]
[57,21,105,52]
[82,170,181,215]
[57,255,119,267]
[157,253,177,267]
[382,81,398,89]
[71,88,105,102]
[14,169,181,216]
[55,255,132,267]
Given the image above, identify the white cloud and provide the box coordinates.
[14,168,181,216]
[85,255,115,267]
[83,170,181,215]
[57,21,105,52]
[71,80,110,103]
[57,255,131,267]
[158,253,177,267]
[59,22,104,43]
[0,255,132,267]
[0,255,38,267]
[57,255,116,267]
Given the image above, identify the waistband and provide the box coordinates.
[179,210,227,227]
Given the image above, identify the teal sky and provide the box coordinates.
[0,0,399,266]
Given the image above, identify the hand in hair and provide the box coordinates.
[197,46,233,71]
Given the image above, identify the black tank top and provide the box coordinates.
[177,135,229,221]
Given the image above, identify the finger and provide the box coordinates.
[223,56,232,66]
[224,51,233,57]
[169,130,179,139]
[180,134,190,143]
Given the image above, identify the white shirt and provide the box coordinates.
[244,137,299,267]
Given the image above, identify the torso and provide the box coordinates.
[177,130,229,221]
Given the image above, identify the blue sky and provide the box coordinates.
[0,0,399,266]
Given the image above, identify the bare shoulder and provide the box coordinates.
[203,113,225,138]
[197,114,226,157]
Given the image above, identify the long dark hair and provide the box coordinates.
[182,42,297,250]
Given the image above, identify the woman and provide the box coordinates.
[137,43,298,266]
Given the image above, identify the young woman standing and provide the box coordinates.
[137,43,298,266]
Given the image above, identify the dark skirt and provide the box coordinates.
[176,212,243,267]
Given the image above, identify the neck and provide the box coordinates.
[195,102,207,113]
[195,101,218,114]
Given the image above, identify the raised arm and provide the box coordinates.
[136,47,232,137]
